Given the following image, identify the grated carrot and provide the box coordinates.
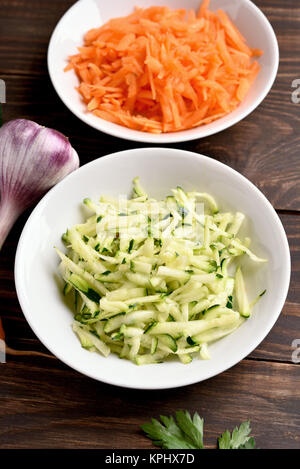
[65,1,263,134]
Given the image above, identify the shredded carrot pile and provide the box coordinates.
[65,0,263,134]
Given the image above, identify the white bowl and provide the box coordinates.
[48,0,279,143]
[15,148,290,389]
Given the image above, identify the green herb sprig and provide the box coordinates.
[141,411,256,450]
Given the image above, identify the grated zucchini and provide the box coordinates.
[56,177,267,365]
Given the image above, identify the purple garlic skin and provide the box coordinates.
[0,119,79,249]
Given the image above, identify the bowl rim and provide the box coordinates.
[14,147,291,389]
[47,0,280,144]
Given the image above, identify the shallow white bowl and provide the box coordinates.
[15,148,290,389]
[48,0,279,143]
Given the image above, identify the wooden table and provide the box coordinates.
[0,0,299,450]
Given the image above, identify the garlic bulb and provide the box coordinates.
[0,119,79,249]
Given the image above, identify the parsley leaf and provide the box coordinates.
[218,429,231,449]
[239,437,256,449]
[218,420,255,449]
[175,411,204,449]
[141,411,204,449]
[142,412,256,450]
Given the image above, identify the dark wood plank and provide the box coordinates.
[0,0,299,77]
[0,357,299,449]
[251,301,300,362]
[0,0,75,76]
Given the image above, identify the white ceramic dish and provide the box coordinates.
[15,148,290,389]
[47,0,279,143]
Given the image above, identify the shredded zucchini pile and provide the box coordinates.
[56,178,266,365]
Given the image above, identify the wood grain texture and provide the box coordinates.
[0,357,299,449]
[0,0,299,450]
[0,0,299,76]
[0,0,75,76]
